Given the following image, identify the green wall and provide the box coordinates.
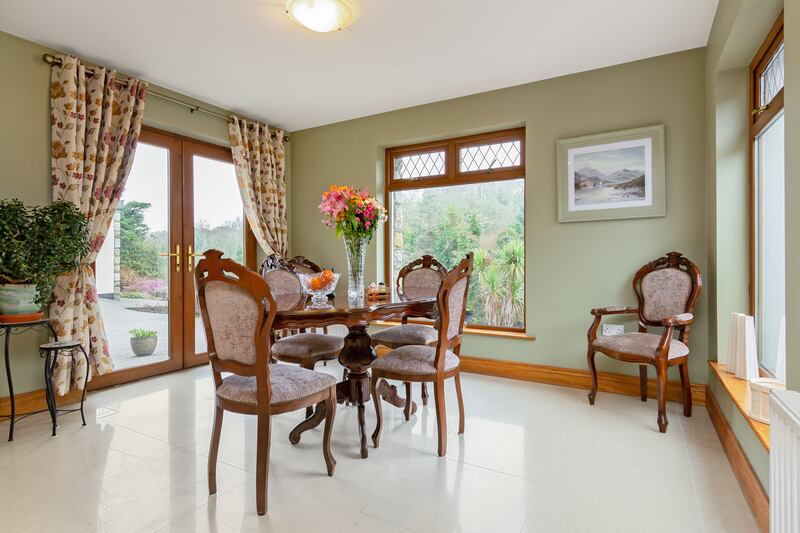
[0,30,272,395]
[290,48,710,383]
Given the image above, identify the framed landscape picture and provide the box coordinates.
[556,125,665,222]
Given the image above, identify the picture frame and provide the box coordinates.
[557,124,665,222]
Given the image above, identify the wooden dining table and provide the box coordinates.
[272,289,437,458]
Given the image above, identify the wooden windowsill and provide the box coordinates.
[372,320,535,341]
[709,361,770,450]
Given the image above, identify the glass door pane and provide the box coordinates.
[96,141,177,372]
[755,112,785,377]
[189,152,245,359]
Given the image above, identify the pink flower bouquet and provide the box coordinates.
[318,185,387,242]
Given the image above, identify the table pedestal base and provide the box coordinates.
[288,325,417,458]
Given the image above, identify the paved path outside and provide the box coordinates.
[99,297,206,371]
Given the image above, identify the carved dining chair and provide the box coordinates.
[370,254,447,416]
[371,252,473,457]
[587,251,702,433]
[260,254,344,417]
[195,250,337,515]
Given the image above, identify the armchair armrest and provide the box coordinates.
[588,306,638,343]
[661,313,693,327]
[590,306,638,316]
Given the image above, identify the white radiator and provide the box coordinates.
[770,389,800,533]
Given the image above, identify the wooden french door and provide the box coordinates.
[181,138,256,368]
[91,127,254,388]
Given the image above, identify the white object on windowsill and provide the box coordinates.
[747,378,785,423]
[730,314,758,381]
[725,312,743,373]
[739,315,759,381]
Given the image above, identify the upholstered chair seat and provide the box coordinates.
[370,324,438,350]
[272,333,344,362]
[371,345,460,376]
[592,333,689,360]
[217,365,338,407]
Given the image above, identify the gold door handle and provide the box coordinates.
[158,244,181,273]
[187,245,204,272]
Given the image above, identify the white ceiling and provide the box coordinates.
[1,0,719,131]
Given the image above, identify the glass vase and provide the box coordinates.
[343,235,367,302]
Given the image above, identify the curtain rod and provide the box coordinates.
[42,53,289,141]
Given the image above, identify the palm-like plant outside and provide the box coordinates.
[477,263,505,326]
[472,238,524,327]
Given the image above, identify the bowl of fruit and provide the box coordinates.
[297,270,339,308]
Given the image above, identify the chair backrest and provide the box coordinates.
[259,253,290,277]
[397,255,448,299]
[288,255,322,275]
[633,251,702,332]
[260,254,303,296]
[195,249,276,402]
[434,253,474,368]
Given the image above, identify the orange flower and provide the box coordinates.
[52,141,67,159]
[50,81,65,98]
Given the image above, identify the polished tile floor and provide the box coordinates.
[0,362,758,533]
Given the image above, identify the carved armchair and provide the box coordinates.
[587,252,702,433]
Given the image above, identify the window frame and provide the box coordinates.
[384,127,526,332]
[749,12,784,376]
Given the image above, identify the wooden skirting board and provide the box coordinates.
[6,355,706,415]
[0,388,83,418]
[706,388,769,533]
[459,355,707,406]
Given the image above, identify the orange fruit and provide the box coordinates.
[310,276,324,291]
[320,269,334,283]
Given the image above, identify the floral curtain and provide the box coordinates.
[228,116,288,256]
[49,55,147,395]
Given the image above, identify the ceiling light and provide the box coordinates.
[286,0,353,33]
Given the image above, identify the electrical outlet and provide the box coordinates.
[602,324,624,336]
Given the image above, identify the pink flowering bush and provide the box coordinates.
[120,268,167,299]
[134,278,167,299]
[318,185,387,242]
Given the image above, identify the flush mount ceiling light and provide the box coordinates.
[285,0,353,33]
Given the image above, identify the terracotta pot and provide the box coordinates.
[130,336,157,356]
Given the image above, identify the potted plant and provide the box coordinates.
[0,199,89,322]
[129,328,158,356]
